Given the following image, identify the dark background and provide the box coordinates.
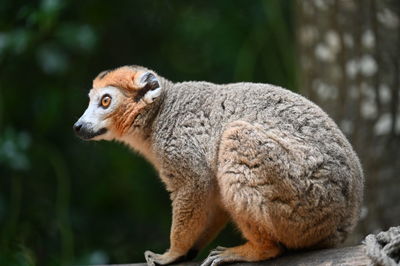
[0,1,294,265]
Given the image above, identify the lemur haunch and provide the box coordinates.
[73,65,364,266]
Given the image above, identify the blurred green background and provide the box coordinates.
[0,0,295,265]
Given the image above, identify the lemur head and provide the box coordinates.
[73,65,162,141]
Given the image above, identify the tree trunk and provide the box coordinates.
[296,0,400,244]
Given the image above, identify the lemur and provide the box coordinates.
[73,65,364,266]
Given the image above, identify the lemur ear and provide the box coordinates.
[136,72,162,104]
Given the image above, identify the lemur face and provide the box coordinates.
[73,66,161,141]
[73,86,124,140]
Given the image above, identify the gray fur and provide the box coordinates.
[152,79,363,231]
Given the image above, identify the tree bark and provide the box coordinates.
[92,245,370,266]
[296,0,400,243]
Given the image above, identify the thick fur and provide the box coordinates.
[75,66,364,266]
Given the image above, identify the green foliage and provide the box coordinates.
[0,0,294,265]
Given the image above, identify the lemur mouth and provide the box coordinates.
[82,127,107,140]
[74,126,108,140]
[84,128,107,139]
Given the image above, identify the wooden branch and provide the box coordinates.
[94,245,371,266]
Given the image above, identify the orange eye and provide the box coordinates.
[101,95,111,108]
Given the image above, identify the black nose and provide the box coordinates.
[73,122,82,133]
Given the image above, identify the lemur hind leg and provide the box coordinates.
[201,121,288,265]
[201,226,282,266]
[202,121,334,265]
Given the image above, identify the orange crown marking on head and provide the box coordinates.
[92,66,144,91]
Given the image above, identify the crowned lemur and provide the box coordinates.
[73,65,364,266]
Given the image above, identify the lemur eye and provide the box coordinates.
[100,94,111,108]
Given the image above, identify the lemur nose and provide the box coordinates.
[73,122,82,133]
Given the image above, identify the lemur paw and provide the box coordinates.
[144,249,198,266]
[201,246,239,266]
[144,250,172,266]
